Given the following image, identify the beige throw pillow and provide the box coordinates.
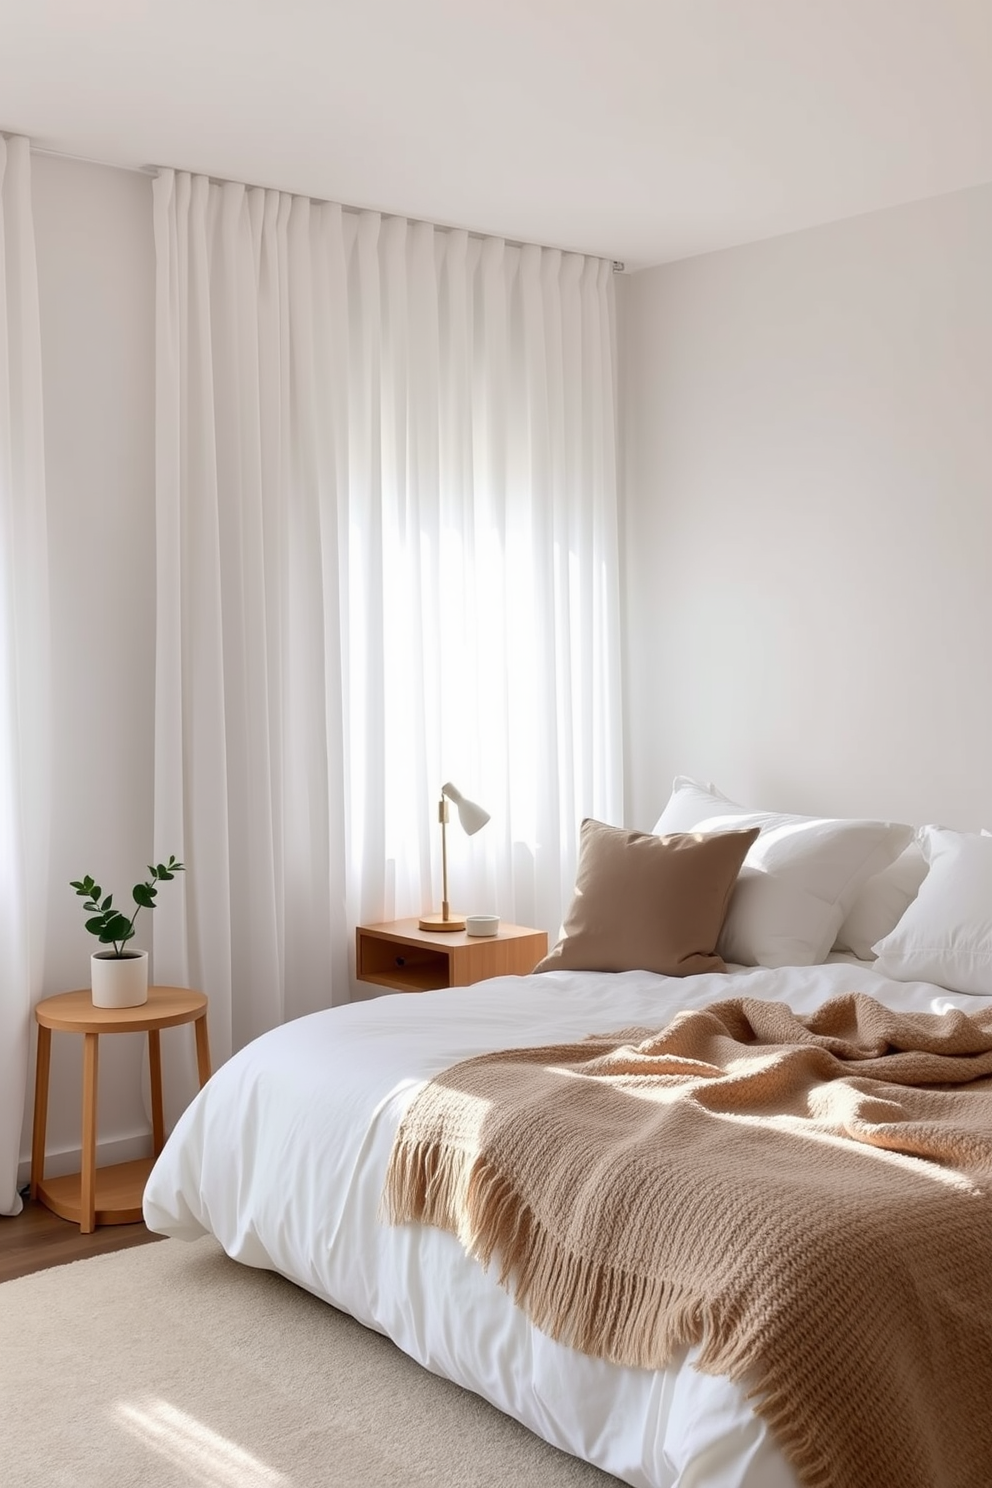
[535,818,760,976]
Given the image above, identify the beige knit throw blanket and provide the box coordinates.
[383,992,992,1488]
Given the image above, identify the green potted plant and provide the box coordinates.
[70,856,185,1008]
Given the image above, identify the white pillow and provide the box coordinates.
[652,777,913,969]
[833,841,929,961]
[872,827,992,995]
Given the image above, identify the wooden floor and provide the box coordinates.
[0,1194,164,1283]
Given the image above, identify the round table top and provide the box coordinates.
[34,985,207,1034]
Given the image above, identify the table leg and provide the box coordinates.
[80,1032,99,1234]
[29,1023,52,1199]
[148,1028,165,1157]
[194,1013,212,1088]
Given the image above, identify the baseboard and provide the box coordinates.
[17,1130,155,1191]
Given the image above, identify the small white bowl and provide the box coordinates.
[465,915,500,937]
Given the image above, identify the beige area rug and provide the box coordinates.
[0,1236,621,1488]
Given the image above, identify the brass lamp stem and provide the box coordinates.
[439,796,450,921]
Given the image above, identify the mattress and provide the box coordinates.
[143,958,985,1488]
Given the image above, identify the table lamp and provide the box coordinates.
[418,781,490,932]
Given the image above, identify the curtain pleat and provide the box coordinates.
[0,136,49,1215]
[154,171,622,1066]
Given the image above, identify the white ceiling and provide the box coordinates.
[2,0,991,270]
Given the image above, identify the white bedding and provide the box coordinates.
[143,959,987,1488]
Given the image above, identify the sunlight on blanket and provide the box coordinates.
[549,1052,984,1192]
[114,1400,289,1488]
[729,1106,981,1192]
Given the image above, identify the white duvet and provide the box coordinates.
[143,959,984,1488]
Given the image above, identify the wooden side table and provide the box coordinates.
[30,985,211,1234]
[356,918,548,993]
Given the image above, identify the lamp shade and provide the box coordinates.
[441,782,490,836]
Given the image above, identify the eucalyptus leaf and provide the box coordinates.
[70,856,186,957]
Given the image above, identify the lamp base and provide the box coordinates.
[418,912,467,933]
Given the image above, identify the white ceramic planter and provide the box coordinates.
[91,949,149,1008]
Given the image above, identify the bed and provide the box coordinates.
[143,780,992,1488]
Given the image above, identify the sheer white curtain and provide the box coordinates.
[153,170,621,1066]
[0,136,49,1215]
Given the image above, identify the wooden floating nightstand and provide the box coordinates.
[356,918,548,993]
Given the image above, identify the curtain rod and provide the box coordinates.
[26,141,625,272]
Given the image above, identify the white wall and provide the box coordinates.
[19,155,157,1181]
[620,182,992,836]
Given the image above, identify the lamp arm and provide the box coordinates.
[439,796,451,922]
